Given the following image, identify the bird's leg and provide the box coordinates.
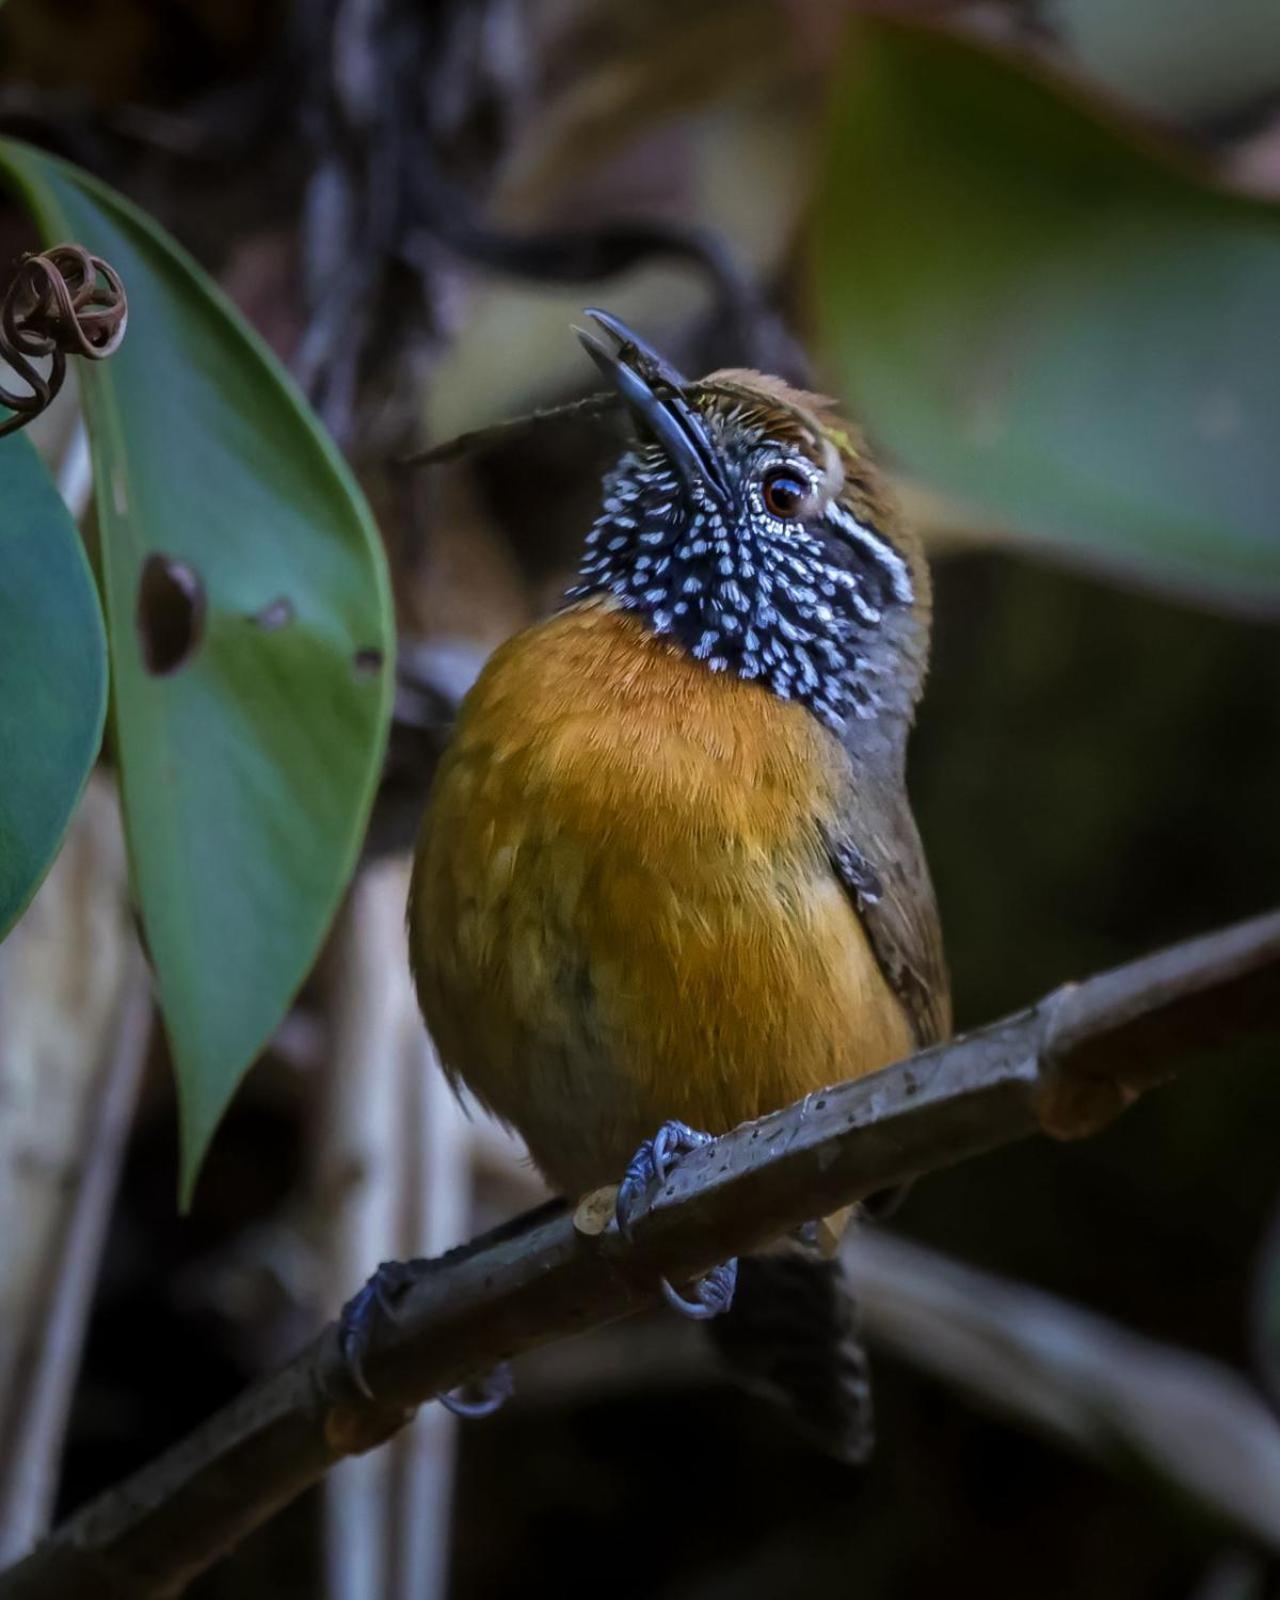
[615,1120,738,1320]
[339,1258,420,1399]
[439,1364,514,1418]
[338,1258,513,1417]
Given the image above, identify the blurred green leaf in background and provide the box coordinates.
[1056,0,1280,123]
[0,144,395,1199]
[0,432,107,941]
[815,20,1280,613]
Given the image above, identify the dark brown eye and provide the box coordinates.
[761,469,806,519]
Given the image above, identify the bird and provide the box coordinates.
[356,311,949,1459]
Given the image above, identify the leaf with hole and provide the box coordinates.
[0,433,107,941]
[0,141,395,1200]
[814,21,1280,612]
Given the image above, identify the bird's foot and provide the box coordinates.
[439,1362,514,1418]
[339,1259,514,1418]
[615,1120,712,1238]
[339,1258,419,1400]
[660,1258,739,1320]
[615,1119,738,1321]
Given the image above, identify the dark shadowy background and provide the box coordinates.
[1,3,1277,1597]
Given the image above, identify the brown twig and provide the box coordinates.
[0,246,126,437]
[504,1218,1280,1553]
[513,1217,1280,1549]
[1,910,1277,1599]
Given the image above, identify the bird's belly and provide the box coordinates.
[409,605,913,1198]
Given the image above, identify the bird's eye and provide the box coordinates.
[761,469,806,520]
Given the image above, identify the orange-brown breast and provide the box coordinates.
[409,599,914,1199]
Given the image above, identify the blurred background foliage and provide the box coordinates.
[818,24,1280,609]
[0,2,1278,1597]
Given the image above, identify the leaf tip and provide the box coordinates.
[175,1074,228,1213]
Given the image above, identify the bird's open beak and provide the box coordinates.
[575,309,731,507]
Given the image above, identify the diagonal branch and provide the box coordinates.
[2,910,1278,1600]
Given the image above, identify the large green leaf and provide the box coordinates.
[0,143,394,1198]
[814,22,1280,611]
[0,433,107,940]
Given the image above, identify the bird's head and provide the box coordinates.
[567,311,931,744]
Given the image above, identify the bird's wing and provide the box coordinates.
[822,780,951,1050]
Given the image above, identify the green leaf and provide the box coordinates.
[0,142,394,1199]
[1056,0,1280,122]
[814,22,1280,612]
[0,433,107,940]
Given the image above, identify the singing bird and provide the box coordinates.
[402,313,949,1458]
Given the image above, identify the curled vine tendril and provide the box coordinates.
[0,244,127,438]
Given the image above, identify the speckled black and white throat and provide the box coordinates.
[564,444,914,733]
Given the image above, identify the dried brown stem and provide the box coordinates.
[1,910,1277,1599]
[0,780,135,1563]
[0,963,151,1562]
[0,245,126,438]
[316,865,413,1600]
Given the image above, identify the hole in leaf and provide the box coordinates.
[250,596,295,631]
[136,554,206,676]
[353,647,384,678]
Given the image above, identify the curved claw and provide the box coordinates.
[616,1120,713,1240]
[339,1296,377,1400]
[439,1362,514,1419]
[660,1258,739,1321]
[337,1259,419,1400]
[615,1121,737,1321]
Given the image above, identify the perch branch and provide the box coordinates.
[1,910,1277,1599]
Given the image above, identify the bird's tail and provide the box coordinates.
[705,1244,874,1464]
